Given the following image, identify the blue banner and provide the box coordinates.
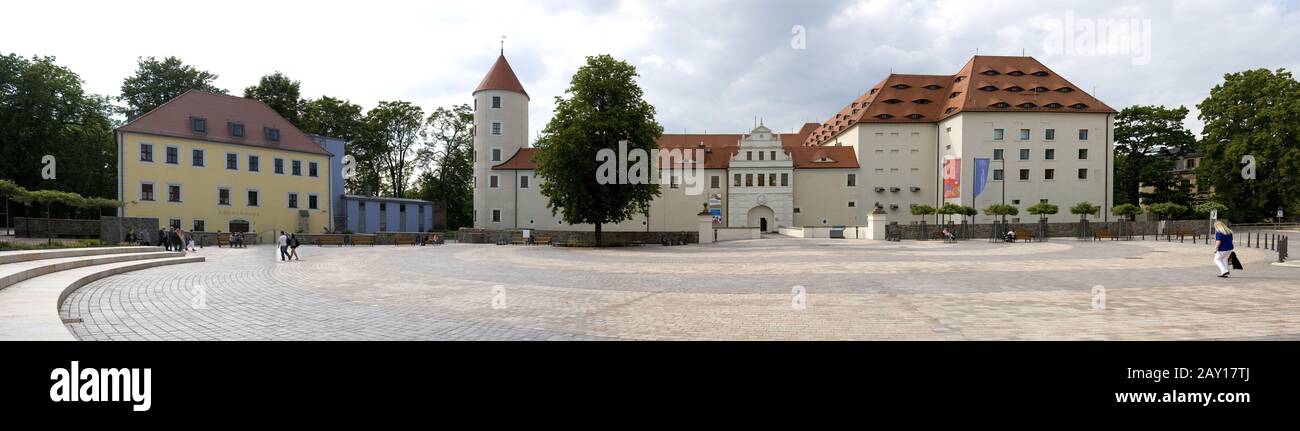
[974,158,990,198]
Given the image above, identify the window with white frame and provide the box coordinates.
[491,122,502,135]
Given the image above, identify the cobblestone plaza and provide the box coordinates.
[59,236,1300,341]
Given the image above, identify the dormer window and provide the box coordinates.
[1017,102,1037,109]
[954,75,966,82]
[1008,70,1025,76]
[949,91,962,99]
[891,83,911,89]
[1070,103,1089,109]
[875,114,895,119]
[265,127,281,142]
[1031,71,1050,77]
[1056,87,1075,93]
[944,107,957,114]
[869,88,878,94]
[1044,102,1064,109]
[1005,86,1024,92]
[1032,86,1049,93]
[923,84,943,90]
[980,70,1000,76]
[912,99,932,104]
[990,102,1010,109]
[905,114,925,120]
[191,117,207,134]
[229,122,245,138]
[883,98,902,104]
[979,85,998,91]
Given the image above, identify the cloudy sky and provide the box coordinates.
[5,0,1299,139]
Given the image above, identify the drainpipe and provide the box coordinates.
[513,170,519,229]
[935,123,941,225]
[1104,113,1111,223]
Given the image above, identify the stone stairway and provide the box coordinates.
[0,246,204,340]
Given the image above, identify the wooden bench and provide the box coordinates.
[216,233,231,248]
[318,236,345,247]
[394,235,417,246]
[351,235,376,246]
[1169,227,1201,241]
[1014,228,1036,243]
[1093,228,1117,241]
[532,234,552,245]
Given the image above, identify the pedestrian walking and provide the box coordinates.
[289,233,301,260]
[278,231,290,261]
[1213,221,1235,278]
[158,228,167,250]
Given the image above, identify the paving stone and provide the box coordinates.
[58,237,1300,340]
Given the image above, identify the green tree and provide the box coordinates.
[119,56,225,118]
[416,104,475,230]
[1197,68,1300,221]
[1070,202,1101,220]
[361,101,425,197]
[1147,202,1188,221]
[1112,203,1144,221]
[959,205,979,224]
[300,96,375,194]
[1113,105,1197,207]
[936,203,963,224]
[1194,201,1229,219]
[1026,202,1059,221]
[533,54,663,245]
[244,71,302,125]
[0,54,117,209]
[300,96,364,140]
[983,204,1018,221]
[910,204,936,224]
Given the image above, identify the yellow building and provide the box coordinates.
[115,90,333,241]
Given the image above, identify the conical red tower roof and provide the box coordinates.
[474,54,528,99]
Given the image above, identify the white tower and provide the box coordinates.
[472,52,529,228]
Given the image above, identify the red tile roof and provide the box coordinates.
[805,55,1116,146]
[492,123,858,170]
[116,90,332,156]
[493,147,538,170]
[474,54,529,99]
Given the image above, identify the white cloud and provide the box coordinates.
[3,0,1299,138]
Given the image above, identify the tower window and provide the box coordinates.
[491,96,501,109]
[491,122,502,135]
[491,148,502,162]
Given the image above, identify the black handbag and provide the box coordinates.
[1229,252,1244,270]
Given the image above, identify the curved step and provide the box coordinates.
[0,251,186,292]
[0,246,163,265]
[0,255,205,341]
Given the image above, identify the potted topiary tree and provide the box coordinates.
[983,204,1019,241]
[1026,202,1059,241]
[1070,201,1100,240]
[1111,203,1144,239]
[911,204,936,240]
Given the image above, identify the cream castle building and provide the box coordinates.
[473,54,1116,232]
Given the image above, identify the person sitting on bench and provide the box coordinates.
[1003,229,1016,242]
[942,228,956,242]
